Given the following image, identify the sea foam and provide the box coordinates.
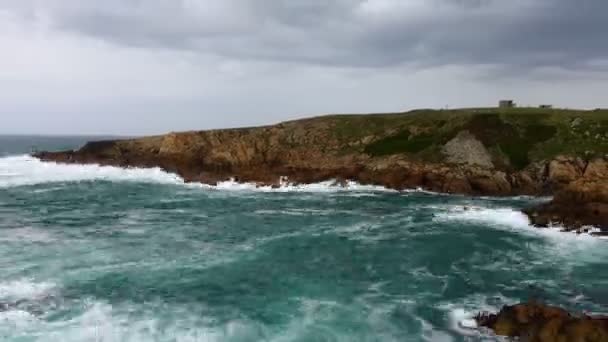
[433,205,608,265]
[0,155,182,188]
[433,206,531,230]
[433,205,605,239]
[0,155,393,193]
[0,279,55,301]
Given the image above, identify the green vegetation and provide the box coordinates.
[364,130,411,156]
[365,131,450,156]
[316,107,608,170]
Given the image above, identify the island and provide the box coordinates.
[34,107,607,232]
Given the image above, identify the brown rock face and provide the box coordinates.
[526,158,608,231]
[547,156,586,188]
[477,302,608,342]
[33,128,541,196]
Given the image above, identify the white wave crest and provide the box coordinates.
[433,205,606,239]
[433,205,608,263]
[0,279,55,301]
[0,155,394,193]
[0,155,183,188]
[434,206,531,230]
[194,178,395,193]
[437,293,513,338]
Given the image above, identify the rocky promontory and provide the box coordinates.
[34,107,608,231]
[525,158,608,232]
[476,302,608,341]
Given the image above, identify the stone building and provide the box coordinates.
[499,100,515,108]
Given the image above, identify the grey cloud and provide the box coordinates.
[4,0,607,70]
[2,0,608,135]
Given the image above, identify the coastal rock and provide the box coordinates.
[510,172,542,195]
[526,158,608,230]
[547,156,586,188]
[526,181,608,230]
[467,169,512,195]
[442,130,493,168]
[584,158,608,179]
[476,302,608,341]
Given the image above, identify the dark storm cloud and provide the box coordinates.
[6,0,607,70]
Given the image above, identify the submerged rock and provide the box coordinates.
[476,302,608,341]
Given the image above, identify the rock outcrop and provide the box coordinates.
[33,140,546,196]
[476,302,608,341]
[442,130,494,168]
[525,158,608,231]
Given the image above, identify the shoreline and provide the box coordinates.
[33,149,608,234]
[29,107,608,232]
[8,152,606,238]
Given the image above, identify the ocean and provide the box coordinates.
[0,135,606,341]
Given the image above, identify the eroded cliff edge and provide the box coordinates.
[34,108,608,230]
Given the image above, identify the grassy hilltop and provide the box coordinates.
[65,106,608,174]
[307,107,608,170]
[42,106,608,175]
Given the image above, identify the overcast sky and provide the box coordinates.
[1,0,607,135]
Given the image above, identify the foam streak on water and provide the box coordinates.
[1,143,607,341]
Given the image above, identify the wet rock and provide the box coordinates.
[526,158,608,231]
[476,302,608,341]
[467,169,512,195]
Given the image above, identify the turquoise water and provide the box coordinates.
[1,136,607,341]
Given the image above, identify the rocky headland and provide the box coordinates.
[34,107,608,231]
[476,302,608,341]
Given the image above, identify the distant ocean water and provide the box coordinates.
[1,135,607,341]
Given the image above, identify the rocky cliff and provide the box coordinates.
[525,157,608,232]
[476,302,608,341]
[34,107,608,230]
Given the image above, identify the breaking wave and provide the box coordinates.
[433,205,604,236]
[433,205,607,263]
[0,279,56,302]
[0,155,182,188]
[194,178,395,193]
[433,206,531,230]
[0,155,393,193]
